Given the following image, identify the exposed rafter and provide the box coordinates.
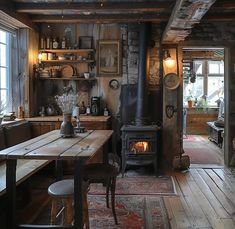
[16,2,172,13]
[162,0,216,44]
[203,13,235,21]
[0,0,37,30]
[31,13,169,23]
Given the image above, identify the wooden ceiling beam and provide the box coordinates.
[212,1,235,9]
[162,0,216,44]
[31,13,169,23]
[16,2,173,13]
[0,0,38,30]
[203,13,235,22]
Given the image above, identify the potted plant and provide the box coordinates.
[185,95,193,108]
[185,89,194,108]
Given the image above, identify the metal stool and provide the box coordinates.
[48,179,89,228]
[83,163,119,225]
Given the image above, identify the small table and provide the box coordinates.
[207,121,224,147]
[0,129,113,229]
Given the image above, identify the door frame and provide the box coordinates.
[179,45,228,166]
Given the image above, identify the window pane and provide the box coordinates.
[0,29,11,113]
[194,61,203,75]
[183,76,204,106]
[0,89,7,105]
[0,30,6,43]
[0,43,6,66]
[208,61,224,74]
[0,68,7,88]
[207,77,224,106]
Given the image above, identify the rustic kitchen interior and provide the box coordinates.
[1,0,235,228]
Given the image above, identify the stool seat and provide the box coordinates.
[48,179,74,197]
[48,179,89,228]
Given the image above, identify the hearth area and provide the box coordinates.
[120,23,161,177]
[121,125,159,177]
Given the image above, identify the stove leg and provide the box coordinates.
[121,151,126,177]
[154,156,158,176]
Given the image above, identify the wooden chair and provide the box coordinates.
[48,179,89,228]
[83,162,119,225]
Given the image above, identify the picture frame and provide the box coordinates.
[79,36,93,49]
[97,40,122,76]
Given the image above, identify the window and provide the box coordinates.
[0,29,11,113]
[183,59,224,107]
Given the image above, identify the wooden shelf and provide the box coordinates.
[39,77,96,81]
[41,60,94,63]
[39,49,94,53]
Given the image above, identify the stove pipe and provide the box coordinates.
[135,22,151,126]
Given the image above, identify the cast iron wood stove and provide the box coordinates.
[121,125,159,177]
[121,23,160,177]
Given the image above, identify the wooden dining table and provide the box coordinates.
[0,129,113,229]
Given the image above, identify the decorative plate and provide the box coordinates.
[109,79,120,90]
[163,73,180,90]
[61,65,75,78]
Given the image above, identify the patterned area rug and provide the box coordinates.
[88,195,170,229]
[31,176,174,228]
[89,176,177,195]
[33,195,170,229]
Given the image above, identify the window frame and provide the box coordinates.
[183,59,224,108]
[0,29,12,113]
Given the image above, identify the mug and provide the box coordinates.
[84,72,90,79]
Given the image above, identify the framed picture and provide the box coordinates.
[97,40,122,76]
[79,36,93,49]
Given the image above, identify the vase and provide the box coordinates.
[60,113,74,138]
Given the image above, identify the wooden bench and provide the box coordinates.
[0,120,51,196]
[0,159,50,196]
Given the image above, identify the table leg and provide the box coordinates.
[6,159,17,229]
[103,141,109,165]
[74,159,84,229]
[55,160,63,181]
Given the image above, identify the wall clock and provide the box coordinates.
[109,79,120,90]
[163,73,180,90]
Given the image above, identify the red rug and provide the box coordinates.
[89,176,176,195]
[183,135,223,165]
[183,135,204,142]
[183,147,222,164]
[88,195,169,229]
[32,195,170,229]
[31,176,173,228]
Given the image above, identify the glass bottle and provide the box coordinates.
[80,101,86,114]
[52,38,59,49]
[104,107,109,116]
[61,37,66,49]
[86,105,91,115]
[46,37,51,49]
[40,37,45,49]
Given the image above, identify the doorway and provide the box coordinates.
[182,47,224,166]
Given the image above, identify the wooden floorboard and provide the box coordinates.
[167,168,235,229]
